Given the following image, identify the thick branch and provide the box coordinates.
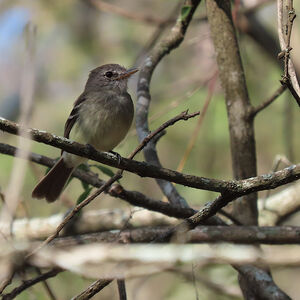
[206,0,258,225]
[0,126,298,194]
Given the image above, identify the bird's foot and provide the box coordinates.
[109,150,122,165]
[86,143,97,154]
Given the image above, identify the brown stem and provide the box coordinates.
[1,269,62,300]
[206,0,258,225]
[71,279,112,300]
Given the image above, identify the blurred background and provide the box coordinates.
[0,0,299,299]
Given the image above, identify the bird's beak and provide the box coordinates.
[118,68,139,80]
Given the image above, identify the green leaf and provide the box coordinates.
[76,186,92,205]
[180,5,192,22]
[91,164,115,178]
[77,163,90,172]
[77,164,91,189]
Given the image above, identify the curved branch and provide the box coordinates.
[136,0,202,207]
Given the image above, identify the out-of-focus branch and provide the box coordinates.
[30,243,300,274]
[0,23,36,235]
[134,1,182,66]
[170,268,242,299]
[51,226,300,247]
[89,0,166,25]
[10,181,300,241]
[250,85,287,117]
[259,182,300,225]
[12,209,177,240]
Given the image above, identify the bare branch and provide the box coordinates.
[251,85,287,117]
[1,269,62,300]
[259,182,300,226]
[277,0,300,106]
[0,124,298,196]
[70,279,112,300]
[30,243,300,272]
[89,0,165,25]
[136,0,202,207]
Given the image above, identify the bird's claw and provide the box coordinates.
[86,143,97,153]
[110,150,122,165]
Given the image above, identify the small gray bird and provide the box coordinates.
[32,64,138,202]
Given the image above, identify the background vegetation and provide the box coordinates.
[0,0,299,299]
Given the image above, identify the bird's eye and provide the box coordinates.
[105,71,113,78]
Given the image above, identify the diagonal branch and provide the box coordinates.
[1,269,62,300]
[70,279,112,300]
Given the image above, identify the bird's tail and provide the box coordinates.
[32,157,74,202]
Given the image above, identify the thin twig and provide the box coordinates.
[71,279,112,300]
[250,85,287,117]
[0,273,15,295]
[34,268,57,300]
[134,1,182,65]
[117,279,127,300]
[89,0,165,25]
[1,269,62,300]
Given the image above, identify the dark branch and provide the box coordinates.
[70,278,112,300]
[1,269,62,300]
[0,123,298,195]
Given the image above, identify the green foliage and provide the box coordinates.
[76,185,92,205]
[180,5,192,22]
[90,164,115,178]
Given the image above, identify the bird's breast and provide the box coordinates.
[73,93,134,151]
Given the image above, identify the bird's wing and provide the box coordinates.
[64,93,87,139]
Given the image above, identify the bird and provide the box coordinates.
[32,63,138,202]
